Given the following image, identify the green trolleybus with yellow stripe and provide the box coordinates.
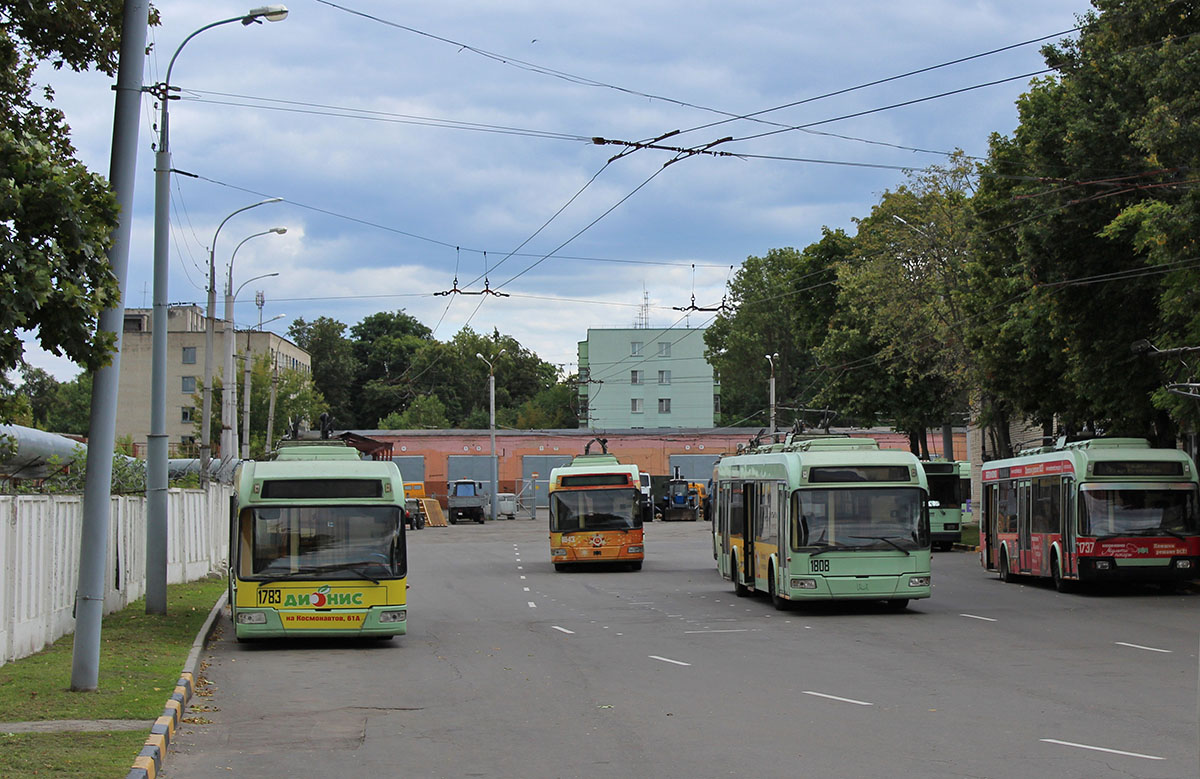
[714,435,931,610]
[229,442,409,640]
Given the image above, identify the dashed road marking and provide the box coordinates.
[649,655,691,666]
[1115,641,1171,653]
[802,691,873,706]
[1040,739,1163,760]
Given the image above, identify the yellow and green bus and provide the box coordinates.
[714,436,931,610]
[229,442,408,640]
[549,441,644,571]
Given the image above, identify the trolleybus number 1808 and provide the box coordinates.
[810,559,831,573]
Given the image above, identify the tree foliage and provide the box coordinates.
[0,1,153,422]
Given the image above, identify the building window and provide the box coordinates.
[181,346,197,365]
[714,394,721,415]
[181,407,194,423]
[631,398,643,414]
[630,341,643,356]
[658,342,671,357]
[658,398,671,414]
[631,370,643,385]
[181,376,196,393]
[658,370,671,385]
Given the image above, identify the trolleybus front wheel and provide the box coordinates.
[768,565,788,611]
[885,599,909,611]
[999,550,1016,583]
[1051,555,1072,593]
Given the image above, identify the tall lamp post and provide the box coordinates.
[146,4,288,615]
[765,353,779,435]
[476,349,506,520]
[242,311,286,459]
[201,198,282,486]
[223,230,284,469]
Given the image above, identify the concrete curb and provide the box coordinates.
[126,588,228,779]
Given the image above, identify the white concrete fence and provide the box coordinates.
[0,483,232,668]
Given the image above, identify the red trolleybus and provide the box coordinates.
[980,438,1200,591]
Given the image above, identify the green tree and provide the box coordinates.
[349,310,434,427]
[514,382,578,429]
[378,394,448,429]
[195,357,323,458]
[0,1,150,421]
[288,316,359,428]
[818,160,976,451]
[705,232,848,428]
[969,0,1198,447]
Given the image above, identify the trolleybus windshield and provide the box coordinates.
[248,505,405,580]
[551,490,639,532]
[792,487,926,551]
[1078,485,1199,537]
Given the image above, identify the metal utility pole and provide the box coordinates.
[477,350,505,520]
[72,0,149,691]
[146,5,290,614]
[201,197,282,485]
[765,353,779,435]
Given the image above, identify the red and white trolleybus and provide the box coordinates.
[980,438,1200,591]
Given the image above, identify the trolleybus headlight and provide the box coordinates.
[551,548,567,557]
[1175,559,1193,569]
[379,609,407,624]
[944,523,959,531]
[237,612,267,625]
[1095,560,1112,570]
[790,578,817,590]
[908,576,931,587]
[628,545,643,554]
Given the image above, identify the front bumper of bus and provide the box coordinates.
[233,606,408,639]
[1076,556,1198,583]
[785,573,932,601]
[551,545,643,563]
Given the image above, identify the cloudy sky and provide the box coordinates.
[25,0,1093,381]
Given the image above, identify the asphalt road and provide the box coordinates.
[164,520,1200,779]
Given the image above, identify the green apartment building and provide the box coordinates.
[577,328,717,429]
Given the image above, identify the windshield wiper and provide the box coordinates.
[849,536,911,555]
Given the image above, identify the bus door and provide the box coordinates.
[982,483,997,569]
[1060,478,1077,578]
[718,483,732,577]
[1017,479,1032,573]
[742,482,756,588]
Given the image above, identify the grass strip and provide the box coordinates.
[0,576,225,778]
[0,731,149,778]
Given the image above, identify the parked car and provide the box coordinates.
[447,479,487,524]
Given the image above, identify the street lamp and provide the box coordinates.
[765,353,779,435]
[146,4,288,615]
[222,229,284,468]
[201,198,282,486]
[477,349,506,520]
